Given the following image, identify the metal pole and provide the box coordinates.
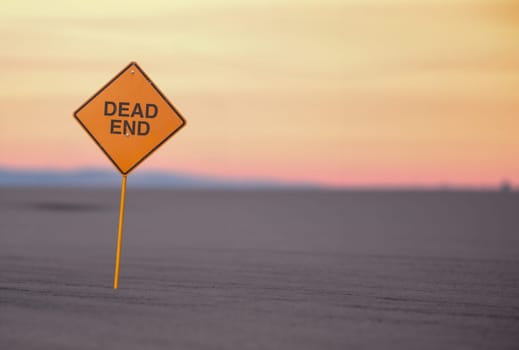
[113,175,127,289]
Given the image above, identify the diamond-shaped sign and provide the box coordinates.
[74,62,186,175]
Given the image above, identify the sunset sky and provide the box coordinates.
[0,0,518,187]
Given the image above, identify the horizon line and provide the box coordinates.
[0,166,516,191]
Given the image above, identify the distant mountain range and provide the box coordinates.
[0,168,317,189]
[0,168,514,191]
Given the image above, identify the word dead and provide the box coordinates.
[105,101,158,136]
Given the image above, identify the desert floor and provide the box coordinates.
[1,188,518,349]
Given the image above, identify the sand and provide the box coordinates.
[1,188,518,349]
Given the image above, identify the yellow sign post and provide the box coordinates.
[74,62,186,289]
[113,175,127,289]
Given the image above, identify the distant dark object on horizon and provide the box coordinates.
[500,180,512,193]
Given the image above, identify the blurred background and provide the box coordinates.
[0,0,518,189]
[2,3,519,348]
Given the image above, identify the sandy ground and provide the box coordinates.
[1,188,519,349]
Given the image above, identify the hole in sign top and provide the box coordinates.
[74,62,186,175]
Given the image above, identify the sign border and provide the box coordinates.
[73,61,186,175]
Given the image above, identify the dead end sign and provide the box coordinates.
[73,62,187,290]
[74,61,186,175]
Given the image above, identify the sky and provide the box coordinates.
[0,0,518,187]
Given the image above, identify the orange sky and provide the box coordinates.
[0,0,518,187]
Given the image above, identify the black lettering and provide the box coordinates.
[119,102,130,117]
[110,119,122,134]
[137,121,150,135]
[104,101,116,116]
[146,104,158,118]
[123,120,135,135]
[131,103,143,118]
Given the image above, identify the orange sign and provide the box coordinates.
[74,62,186,174]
